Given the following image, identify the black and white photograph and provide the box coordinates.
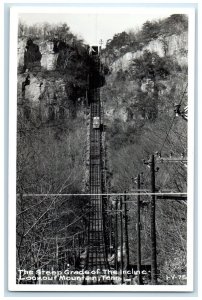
[8,6,195,291]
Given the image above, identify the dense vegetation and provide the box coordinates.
[101,14,188,284]
[17,23,92,282]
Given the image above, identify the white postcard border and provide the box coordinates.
[8,5,195,292]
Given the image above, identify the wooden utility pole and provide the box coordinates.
[114,199,118,271]
[137,174,142,285]
[150,154,157,285]
[78,234,81,256]
[55,235,59,284]
[72,236,76,269]
[120,196,124,284]
[124,192,129,270]
[109,201,113,256]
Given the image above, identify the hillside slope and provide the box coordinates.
[100,14,188,283]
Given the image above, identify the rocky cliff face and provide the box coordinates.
[17,38,87,124]
[18,71,70,125]
[18,38,59,71]
[101,32,188,125]
[111,32,188,72]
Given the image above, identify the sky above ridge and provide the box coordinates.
[19,12,173,46]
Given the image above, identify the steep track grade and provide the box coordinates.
[84,88,110,284]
